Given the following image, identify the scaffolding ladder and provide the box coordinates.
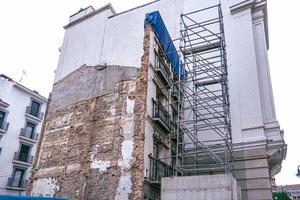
[175,4,232,175]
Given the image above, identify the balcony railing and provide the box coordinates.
[13,152,33,165]
[6,177,28,189]
[170,122,184,143]
[148,155,174,182]
[155,53,171,87]
[0,122,9,132]
[19,128,39,141]
[153,99,171,131]
[25,106,44,120]
[172,85,179,100]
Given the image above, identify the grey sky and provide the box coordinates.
[0,0,298,185]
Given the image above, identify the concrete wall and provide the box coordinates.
[0,76,47,195]
[161,174,241,200]
[51,65,137,110]
[233,148,273,199]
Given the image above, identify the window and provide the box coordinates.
[25,122,36,139]
[0,111,6,129]
[11,168,25,188]
[153,141,159,159]
[171,151,176,170]
[156,86,165,104]
[172,108,178,122]
[153,138,165,160]
[29,101,40,117]
[18,144,31,162]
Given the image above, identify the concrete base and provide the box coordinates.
[161,174,241,200]
[233,147,273,200]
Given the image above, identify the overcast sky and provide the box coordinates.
[0,0,299,185]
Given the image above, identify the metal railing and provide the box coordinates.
[152,99,171,130]
[172,85,179,99]
[170,122,184,142]
[148,155,174,182]
[0,122,9,131]
[13,152,33,164]
[25,106,44,120]
[155,52,171,86]
[19,128,39,141]
[6,177,28,189]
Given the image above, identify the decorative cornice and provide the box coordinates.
[64,4,115,29]
[230,0,255,15]
[13,83,47,103]
[233,138,267,152]
[0,99,9,107]
[230,0,269,49]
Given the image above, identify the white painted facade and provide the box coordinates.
[53,0,286,198]
[0,75,47,195]
[55,0,285,163]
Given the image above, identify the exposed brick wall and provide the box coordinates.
[130,24,151,200]
[28,65,142,199]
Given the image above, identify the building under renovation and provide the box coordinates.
[28,0,286,199]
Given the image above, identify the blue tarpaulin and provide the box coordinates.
[0,196,67,200]
[144,11,185,79]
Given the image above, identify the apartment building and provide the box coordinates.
[28,0,286,199]
[0,74,47,195]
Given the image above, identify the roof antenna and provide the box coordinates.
[19,70,27,83]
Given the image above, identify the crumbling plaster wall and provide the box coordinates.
[28,64,148,199]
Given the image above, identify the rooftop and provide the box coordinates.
[0,74,47,102]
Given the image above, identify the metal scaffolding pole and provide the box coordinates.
[175,4,232,175]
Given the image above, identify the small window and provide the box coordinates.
[25,122,36,139]
[0,111,6,129]
[18,144,31,162]
[172,108,178,122]
[30,101,41,117]
[11,168,25,188]
[153,141,159,159]
[171,151,176,170]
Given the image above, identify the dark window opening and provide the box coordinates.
[18,144,30,162]
[30,101,40,117]
[11,168,25,188]
[0,111,6,129]
[25,122,35,139]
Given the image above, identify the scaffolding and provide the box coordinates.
[175,4,232,175]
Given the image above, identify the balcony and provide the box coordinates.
[0,122,9,133]
[6,177,27,190]
[170,122,183,142]
[19,128,39,143]
[12,152,33,167]
[25,106,43,121]
[171,85,179,100]
[148,155,174,183]
[155,53,171,88]
[152,99,171,132]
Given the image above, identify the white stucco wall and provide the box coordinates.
[0,77,47,195]
[54,8,114,82]
[54,0,283,167]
